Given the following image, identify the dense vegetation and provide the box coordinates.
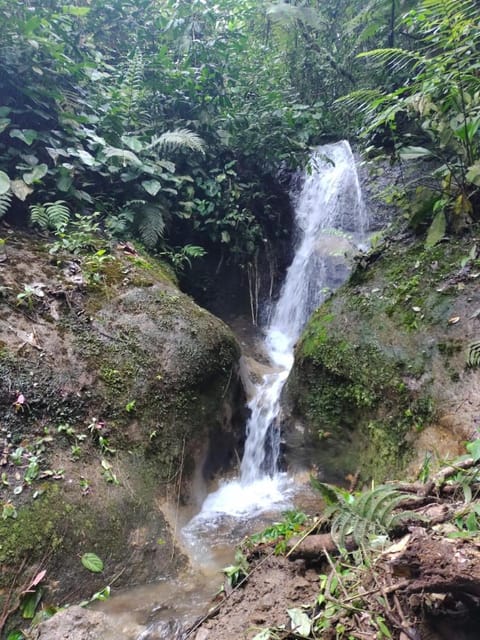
[1,1,480,637]
[2,0,478,280]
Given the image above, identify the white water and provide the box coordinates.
[186,140,368,524]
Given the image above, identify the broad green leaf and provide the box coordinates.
[0,171,10,195]
[0,118,11,134]
[21,589,43,619]
[221,230,231,243]
[76,149,97,167]
[73,189,94,204]
[10,129,38,146]
[6,631,25,640]
[57,174,73,192]
[121,135,144,153]
[11,179,33,201]
[104,147,142,166]
[466,439,480,462]
[466,162,480,187]
[398,146,432,161]
[23,164,48,185]
[287,608,311,637]
[81,552,104,573]
[425,210,446,249]
[454,118,480,144]
[157,159,176,173]
[2,503,17,519]
[376,616,392,638]
[142,179,162,196]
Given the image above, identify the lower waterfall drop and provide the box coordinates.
[192,140,368,520]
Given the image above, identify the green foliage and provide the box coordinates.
[81,552,104,573]
[0,191,13,218]
[30,201,70,232]
[0,0,304,268]
[343,0,480,230]
[223,549,249,588]
[467,342,480,368]
[311,479,416,550]
[249,510,308,553]
[49,213,103,255]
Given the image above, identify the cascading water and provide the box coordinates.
[189,140,368,520]
[96,142,369,639]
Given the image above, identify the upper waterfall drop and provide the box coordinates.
[189,140,368,519]
[270,140,367,347]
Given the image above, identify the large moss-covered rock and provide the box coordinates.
[284,231,480,483]
[0,233,243,616]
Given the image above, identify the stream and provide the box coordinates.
[95,141,369,638]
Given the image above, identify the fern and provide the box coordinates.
[30,201,70,232]
[0,191,13,219]
[312,479,421,551]
[138,205,167,248]
[123,49,144,118]
[467,341,480,368]
[357,48,422,73]
[150,129,205,155]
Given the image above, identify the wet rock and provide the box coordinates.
[283,232,480,482]
[30,606,110,640]
[0,232,245,605]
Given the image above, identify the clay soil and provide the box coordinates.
[189,551,320,640]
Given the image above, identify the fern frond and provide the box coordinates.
[45,201,70,231]
[151,129,205,155]
[124,199,147,208]
[124,50,144,105]
[325,485,415,551]
[104,146,142,167]
[30,204,49,229]
[387,510,426,530]
[332,510,352,550]
[138,206,167,248]
[357,48,422,73]
[30,200,70,232]
[467,341,480,368]
[0,191,13,219]
[310,477,342,505]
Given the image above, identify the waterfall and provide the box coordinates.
[191,140,367,518]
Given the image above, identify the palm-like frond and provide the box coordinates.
[467,341,480,368]
[30,200,70,232]
[138,204,168,248]
[313,480,423,551]
[357,48,422,73]
[150,129,205,155]
[0,191,13,219]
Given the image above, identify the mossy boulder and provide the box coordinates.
[284,230,480,483]
[0,232,244,618]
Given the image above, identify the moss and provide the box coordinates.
[286,230,480,481]
[0,488,66,565]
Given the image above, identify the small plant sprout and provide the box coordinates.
[125,400,136,413]
[16,283,45,309]
[223,550,249,588]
